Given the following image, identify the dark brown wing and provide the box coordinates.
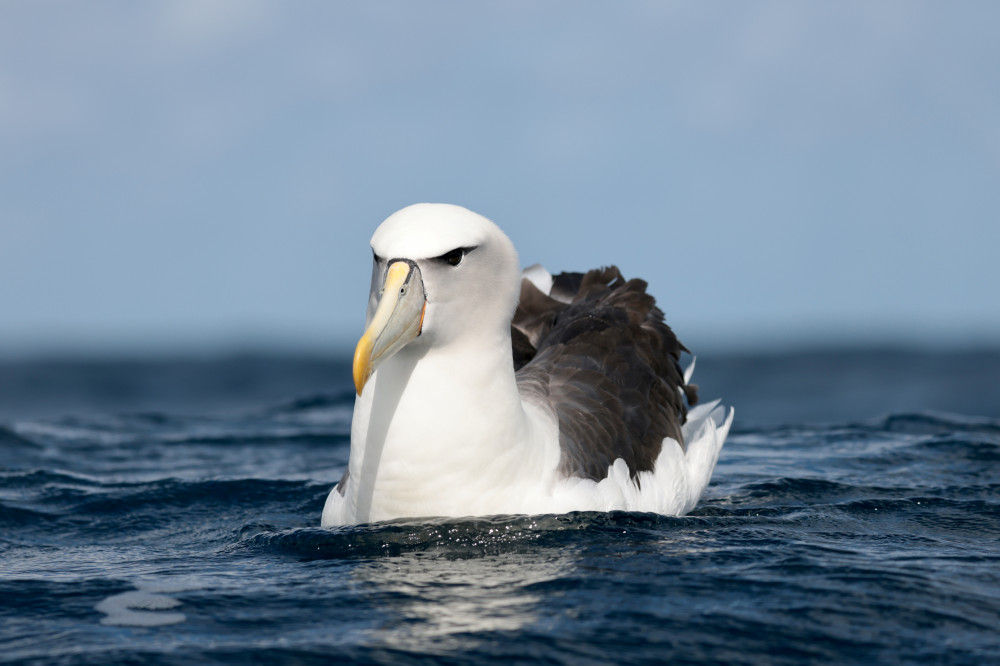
[513,267,698,483]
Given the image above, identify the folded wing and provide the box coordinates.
[514,266,698,483]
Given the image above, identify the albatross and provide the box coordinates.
[322,203,733,526]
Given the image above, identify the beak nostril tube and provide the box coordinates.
[352,260,426,395]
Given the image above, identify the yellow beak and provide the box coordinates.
[352,260,426,395]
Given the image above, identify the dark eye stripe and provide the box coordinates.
[434,246,476,267]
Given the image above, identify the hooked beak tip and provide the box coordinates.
[352,334,373,395]
[351,260,425,396]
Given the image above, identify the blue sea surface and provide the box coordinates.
[2,349,999,664]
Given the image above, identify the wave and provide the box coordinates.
[0,476,328,538]
[259,391,358,416]
[0,468,107,489]
[0,424,43,448]
[237,510,697,560]
[0,502,60,528]
[732,411,1000,436]
[237,484,1000,563]
[160,432,349,447]
[69,478,325,515]
[874,411,1000,435]
[730,478,894,504]
[12,410,351,450]
[909,436,1000,463]
[0,425,49,472]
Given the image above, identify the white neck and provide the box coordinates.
[346,331,554,522]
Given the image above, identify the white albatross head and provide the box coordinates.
[352,203,521,394]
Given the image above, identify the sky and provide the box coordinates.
[1,1,998,357]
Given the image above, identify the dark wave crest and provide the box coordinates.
[259,391,358,416]
[0,424,42,448]
[876,411,1000,435]
[238,511,692,560]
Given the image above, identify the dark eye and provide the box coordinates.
[437,248,466,267]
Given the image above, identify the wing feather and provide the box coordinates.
[513,266,697,482]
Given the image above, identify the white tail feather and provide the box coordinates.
[684,356,696,385]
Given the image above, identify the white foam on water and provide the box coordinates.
[96,590,185,627]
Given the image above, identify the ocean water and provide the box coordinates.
[2,349,999,664]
